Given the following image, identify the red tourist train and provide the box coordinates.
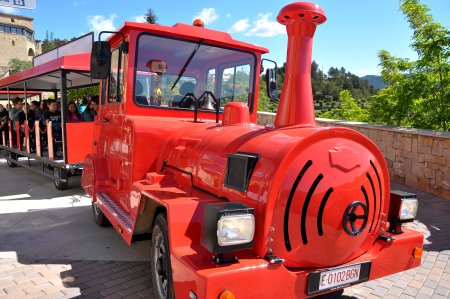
[0,2,423,298]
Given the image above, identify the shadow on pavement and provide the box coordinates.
[0,205,152,297]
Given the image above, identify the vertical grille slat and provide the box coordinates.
[301,174,324,245]
[284,160,313,251]
[317,187,333,236]
[370,160,382,231]
[366,172,377,232]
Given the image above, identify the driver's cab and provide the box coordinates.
[131,31,259,121]
[93,23,268,123]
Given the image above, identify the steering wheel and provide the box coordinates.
[178,93,196,108]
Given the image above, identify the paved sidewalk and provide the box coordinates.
[0,161,449,298]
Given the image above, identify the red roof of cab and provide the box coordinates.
[114,22,269,54]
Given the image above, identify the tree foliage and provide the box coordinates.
[369,0,450,130]
[8,58,32,74]
[41,31,69,53]
[67,86,99,102]
[257,61,374,116]
[145,9,158,24]
[318,90,368,121]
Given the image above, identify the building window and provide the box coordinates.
[12,41,15,46]
[28,48,35,56]
[11,18,15,23]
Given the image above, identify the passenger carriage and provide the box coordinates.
[0,33,99,189]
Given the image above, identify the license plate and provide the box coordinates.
[307,261,371,295]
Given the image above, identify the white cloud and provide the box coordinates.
[228,18,250,34]
[73,0,87,7]
[225,13,231,18]
[246,13,285,37]
[193,8,218,25]
[133,15,146,23]
[87,14,117,35]
[0,6,18,14]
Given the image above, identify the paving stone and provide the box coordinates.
[403,286,419,297]
[433,286,450,297]
[371,286,388,297]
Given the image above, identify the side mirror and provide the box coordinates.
[90,41,111,79]
[266,68,277,101]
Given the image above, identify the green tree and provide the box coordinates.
[319,90,368,121]
[67,86,99,102]
[8,58,32,74]
[145,9,158,24]
[41,31,69,53]
[370,0,450,130]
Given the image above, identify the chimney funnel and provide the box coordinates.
[274,2,326,127]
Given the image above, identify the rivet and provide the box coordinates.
[270,226,275,232]
[267,247,273,253]
[269,237,274,243]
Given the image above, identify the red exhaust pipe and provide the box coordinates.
[274,2,326,127]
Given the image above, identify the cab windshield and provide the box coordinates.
[134,34,256,111]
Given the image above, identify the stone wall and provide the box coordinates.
[257,112,450,200]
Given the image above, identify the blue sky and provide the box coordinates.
[1,0,450,76]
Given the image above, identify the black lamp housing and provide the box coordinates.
[388,190,417,234]
[201,202,254,254]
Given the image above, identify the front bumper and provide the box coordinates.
[171,228,423,299]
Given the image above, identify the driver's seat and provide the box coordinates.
[172,81,195,108]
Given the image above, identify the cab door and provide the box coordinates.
[101,46,128,210]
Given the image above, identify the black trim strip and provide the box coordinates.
[317,187,333,236]
[301,174,324,245]
[366,172,376,232]
[284,160,312,252]
[361,185,370,229]
[370,160,382,231]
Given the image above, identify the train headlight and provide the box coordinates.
[217,214,255,246]
[399,198,418,221]
[201,202,254,253]
[388,191,418,234]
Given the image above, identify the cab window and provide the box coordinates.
[108,47,125,103]
[134,34,256,111]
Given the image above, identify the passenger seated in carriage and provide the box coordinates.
[44,99,62,157]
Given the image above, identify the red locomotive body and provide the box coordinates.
[82,2,423,298]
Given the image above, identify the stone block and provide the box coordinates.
[417,177,430,193]
[411,138,418,153]
[411,163,424,177]
[403,137,412,152]
[433,155,447,166]
[432,139,444,156]
[424,167,435,179]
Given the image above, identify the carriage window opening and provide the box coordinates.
[108,47,125,103]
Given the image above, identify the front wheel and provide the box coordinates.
[6,152,17,168]
[53,168,68,190]
[91,201,110,227]
[151,213,175,299]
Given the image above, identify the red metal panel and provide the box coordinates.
[66,122,94,164]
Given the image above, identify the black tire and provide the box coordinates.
[91,202,110,227]
[6,152,17,168]
[53,168,69,190]
[151,213,175,299]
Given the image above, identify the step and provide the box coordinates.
[96,192,133,233]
